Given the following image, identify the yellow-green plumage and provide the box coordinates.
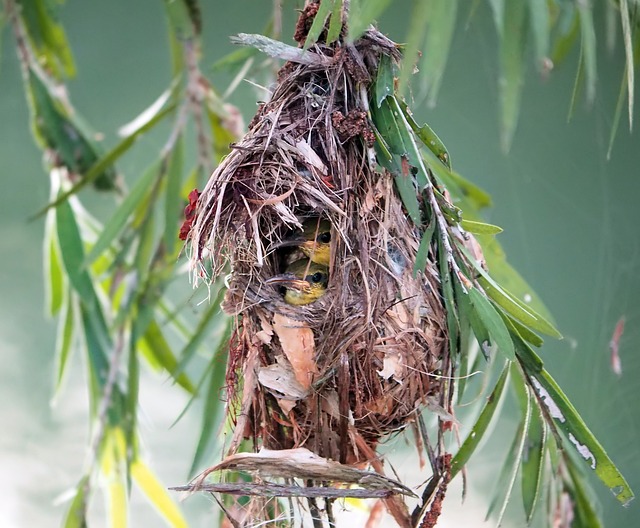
[266,259,329,306]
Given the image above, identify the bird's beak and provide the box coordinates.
[264,274,311,292]
[270,236,307,251]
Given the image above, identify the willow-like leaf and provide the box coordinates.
[438,233,460,358]
[460,219,503,235]
[397,0,430,97]
[174,282,227,376]
[420,0,458,106]
[607,67,629,160]
[489,396,531,526]
[456,276,489,359]
[413,218,436,277]
[451,365,510,478]
[131,459,188,528]
[62,475,90,528]
[375,54,395,108]
[163,137,184,255]
[44,204,65,316]
[497,0,527,151]
[457,243,561,338]
[520,358,634,506]
[84,161,162,266]
[398,99,451,169]
[304,0,333,49]
[577,2,597,104]
[189,318,233,476]
[469,287,515,361]
[164,0,197,41]
[528,0,550,70]
[326,0,343,44]
[565,454,605,528]
[502,311,544,348]
[522,402,547,524]
[619,0,634,129]
[18,0,76,78]
[347,0,393,42]
[139,320,196,394]
[34,102,175,217]
[53,293,75,397]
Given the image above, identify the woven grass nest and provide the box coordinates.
[187,4,449,519]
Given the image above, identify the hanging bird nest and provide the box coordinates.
[186,3,449,524]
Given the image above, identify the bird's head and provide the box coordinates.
[265,259,329,305]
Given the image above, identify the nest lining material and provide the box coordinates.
[189,27,448,467]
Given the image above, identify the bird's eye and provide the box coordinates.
[310,272,324,283]
[318,232,331,243]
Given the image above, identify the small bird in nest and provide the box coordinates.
[275,218,332,266]
[265,258,329,305]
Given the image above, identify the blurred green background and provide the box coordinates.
[1,0,638,526]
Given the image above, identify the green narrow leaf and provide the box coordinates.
[44,205,65,315]
[460,219,503,235]
[398,99,451,169]
[347,0,393,42]
[565,455,605,528]
[523,363,634,506]
[62,476,90,528]
[413,218,436,277]
[174,283,227,376]
[457,242,562,338]
[139,319,196,394]
[486,395,532,525]
[469,287,515,361]
[164,137,184,254]
[502,312,544,348]
[577,2,597,104]
[304,0,333,49]
[375,54,396,108]
[164,0,197,40]
[437,233,459,357]
[450,365,510,478]
[53,293,75,396]
[528,0,550,69]
[131,459,188,528]
[498,0,527,151]
[19,0,76,78]
[397,0,430,96]
[619,0,634,130]
[550,7,579,66]
[84,161,162,266]
[326,0,343,44]
[522,402,547,524]
[607,67,628,160]
[189,318,233,475]
[420,0,458,105]
[456,276,490,359]
[34,101,175,217]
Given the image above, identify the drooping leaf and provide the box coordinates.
[577,2,597,104]
[189,318,233,475]
[347,0,393,42]
[420,0,458,106]
[485,395,531,525]
[84,161,162,266]
[53,293,75,397]
[468,287,515,361]
[62,475,90,528]
[326,0,344,44]
[44,204,65,316]
[522,401,547,524]
[413,218,436,277]
[131,459,188,528]
[619,0,634,130]
[451,365,510,478]
[528,0,550,70]
[607,67,629,160]
[497,0,527,151]
[398,99,451,169]
[460,219,503,235]
[437,232,460,357]
[520,359,634,506]
[18,0,76,78]
[397,0,430,96]
[304,0,333,49]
